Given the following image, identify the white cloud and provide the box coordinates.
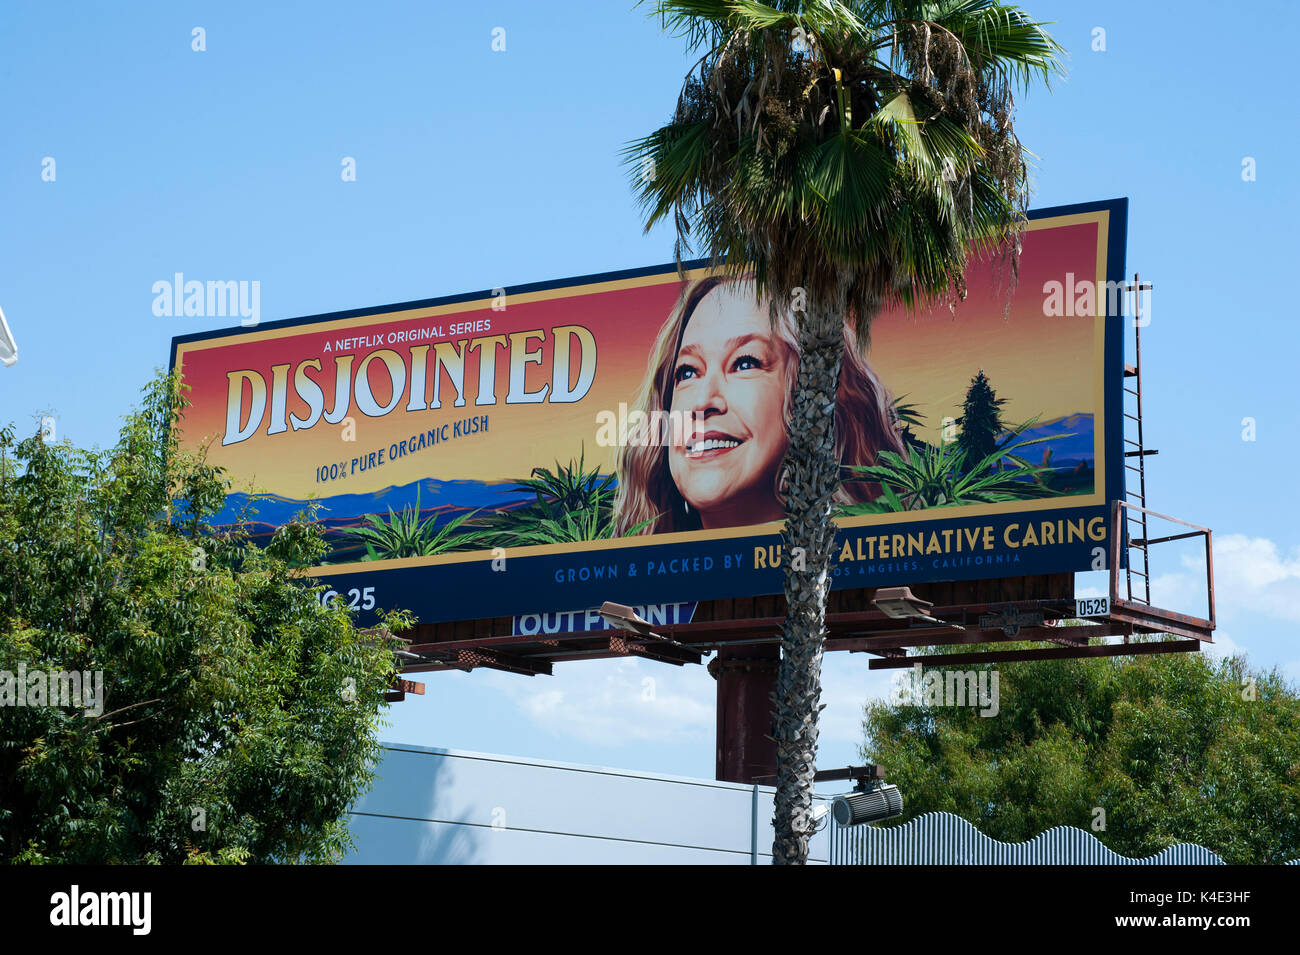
[1204,535,1300,624]
[479,646,900,753]
[1139,534,1300,630]
[1200,630,1245,661]
[484,657,714,746]
[818,653,900,745]
[1079,534,1300,625]
[1106,533,1300,669]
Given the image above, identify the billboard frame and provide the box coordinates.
[170,197,1129,626]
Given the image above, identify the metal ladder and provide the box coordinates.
[1122,274,1156,605]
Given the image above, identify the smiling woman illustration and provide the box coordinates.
[614,275,904,535]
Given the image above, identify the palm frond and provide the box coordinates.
[626,0,1063,336]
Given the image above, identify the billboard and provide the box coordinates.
[170,199,1126,625]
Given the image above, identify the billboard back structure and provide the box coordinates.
[170,199,1126,625]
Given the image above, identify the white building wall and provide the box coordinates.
[345,743,831,865]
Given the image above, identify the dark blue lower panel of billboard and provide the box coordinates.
[312,505,1111,626]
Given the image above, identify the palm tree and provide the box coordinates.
[626,0,1062,863]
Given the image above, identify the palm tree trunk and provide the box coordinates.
[771,289,847,865]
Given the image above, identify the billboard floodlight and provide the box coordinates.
[872,586,934,619]
[872,586,965,631]
[598,601,656,637]
[832,783,904,827]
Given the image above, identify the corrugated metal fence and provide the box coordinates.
[830,811,1236,865]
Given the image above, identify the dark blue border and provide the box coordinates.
[1092,198,1129,526]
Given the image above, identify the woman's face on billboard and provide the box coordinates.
[667,284,791,529]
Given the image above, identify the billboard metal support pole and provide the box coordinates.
[709,644,779,784]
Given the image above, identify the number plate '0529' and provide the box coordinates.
[1074,597,1109,618]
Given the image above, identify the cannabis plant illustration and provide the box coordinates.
[842,420,1067,514]
[472,448,649,546]
[343,490,484,560]
[891,394,931,454]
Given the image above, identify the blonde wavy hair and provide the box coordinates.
[613,275,904,536]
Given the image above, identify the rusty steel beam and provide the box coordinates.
[752,764,885,786]
[407,632,571,653]
[1133,530,1204,547]
[403,599,1084,655]
[408,626,1110,669]
[404,619,1149,670]
[1206,529,1216,626]
[400,653,473,673]
[455,647,552,676]
[516,646,630,662]
[1045,636,1090,648]
[868,639,1202,669]
[607,635,701,667]
[834,623,1121,654]
[833,623,975,643]
[520,633,705,667]
[660,600,1078,641]
[395,591,1209,680]
[1108,600,1214,641]
[402,665,464,675]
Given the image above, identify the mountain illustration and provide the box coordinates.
[1002,412,1094,469]
[212,477,537,531]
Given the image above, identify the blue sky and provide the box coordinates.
[2,1,1297,780]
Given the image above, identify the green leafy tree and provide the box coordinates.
[0,374,409,864]
[955,368,1007,464]
[862,648,1300,863]
[627,0,1062,863]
